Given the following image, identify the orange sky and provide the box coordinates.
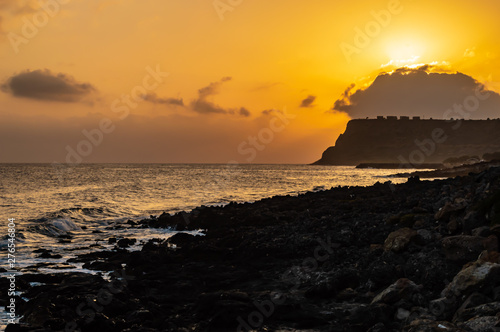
[1,0,500,163]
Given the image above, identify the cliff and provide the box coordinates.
[314,117,500,166]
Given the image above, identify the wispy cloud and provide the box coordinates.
[190,77,250,117]
[141,93,184,106]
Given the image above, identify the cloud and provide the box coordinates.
[332,65,500,119]
[250,82,283,92]
[239,107,250,117]
[464,47,476,58]
[190,77,250,116]
[2,69,96,103]
[300,95,316,108]
[141,92,184,106]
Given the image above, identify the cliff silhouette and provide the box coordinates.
[314,117,500,166]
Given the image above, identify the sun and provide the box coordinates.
[384,40,425,67]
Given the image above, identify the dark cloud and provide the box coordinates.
[239,107,250,117]
[300,95,316,108]
[333,66,500,119]
[142,93,184,106]
[2,69,96,103]
[197,76,231,99]
[190,77,250,117]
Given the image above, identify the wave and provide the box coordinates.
[25,206,134,237]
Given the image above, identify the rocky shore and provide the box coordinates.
[394,161,500,179]
[4,167,500,331]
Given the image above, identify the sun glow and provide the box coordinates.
[385,40,424,65]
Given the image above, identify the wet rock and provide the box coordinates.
[168,233,197,247]
[441,261,500,298]
[384,228,418,253]
[155,212,190,230]
[371,278,422,305]
[38,252,62,259]
[442,236,486,262]
[117,238,137,248]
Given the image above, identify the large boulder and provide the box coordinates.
[441,262,500,299]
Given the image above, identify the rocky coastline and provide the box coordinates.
[4,167,500,331]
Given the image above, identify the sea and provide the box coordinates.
[0,163,427,327]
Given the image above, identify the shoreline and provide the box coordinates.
[4,167,500,331]
[393,160,500,178]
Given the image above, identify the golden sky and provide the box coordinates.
[1,0,500,163]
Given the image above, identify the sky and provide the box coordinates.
[1,0,500,164]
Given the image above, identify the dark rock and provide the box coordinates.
[464,211,486,233]
[459,316,500,331]
[429,297,460,320]
[384,228,418,253]
[5,324,35,332]
[168,233,197,247]
[435,202,464,222]
[483,235,499,252]
[453,292,493,322]
[117,238,136,248]
[447,219,460,234]
[491,225,500,239]
[415,229,434,245]
[38,252,62,259]
[403,319,459,331]
[455,302,500,322]
[441,261,500,299]
[472,226,493,237]
[442,236,486,262]
[371,278,422,305]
